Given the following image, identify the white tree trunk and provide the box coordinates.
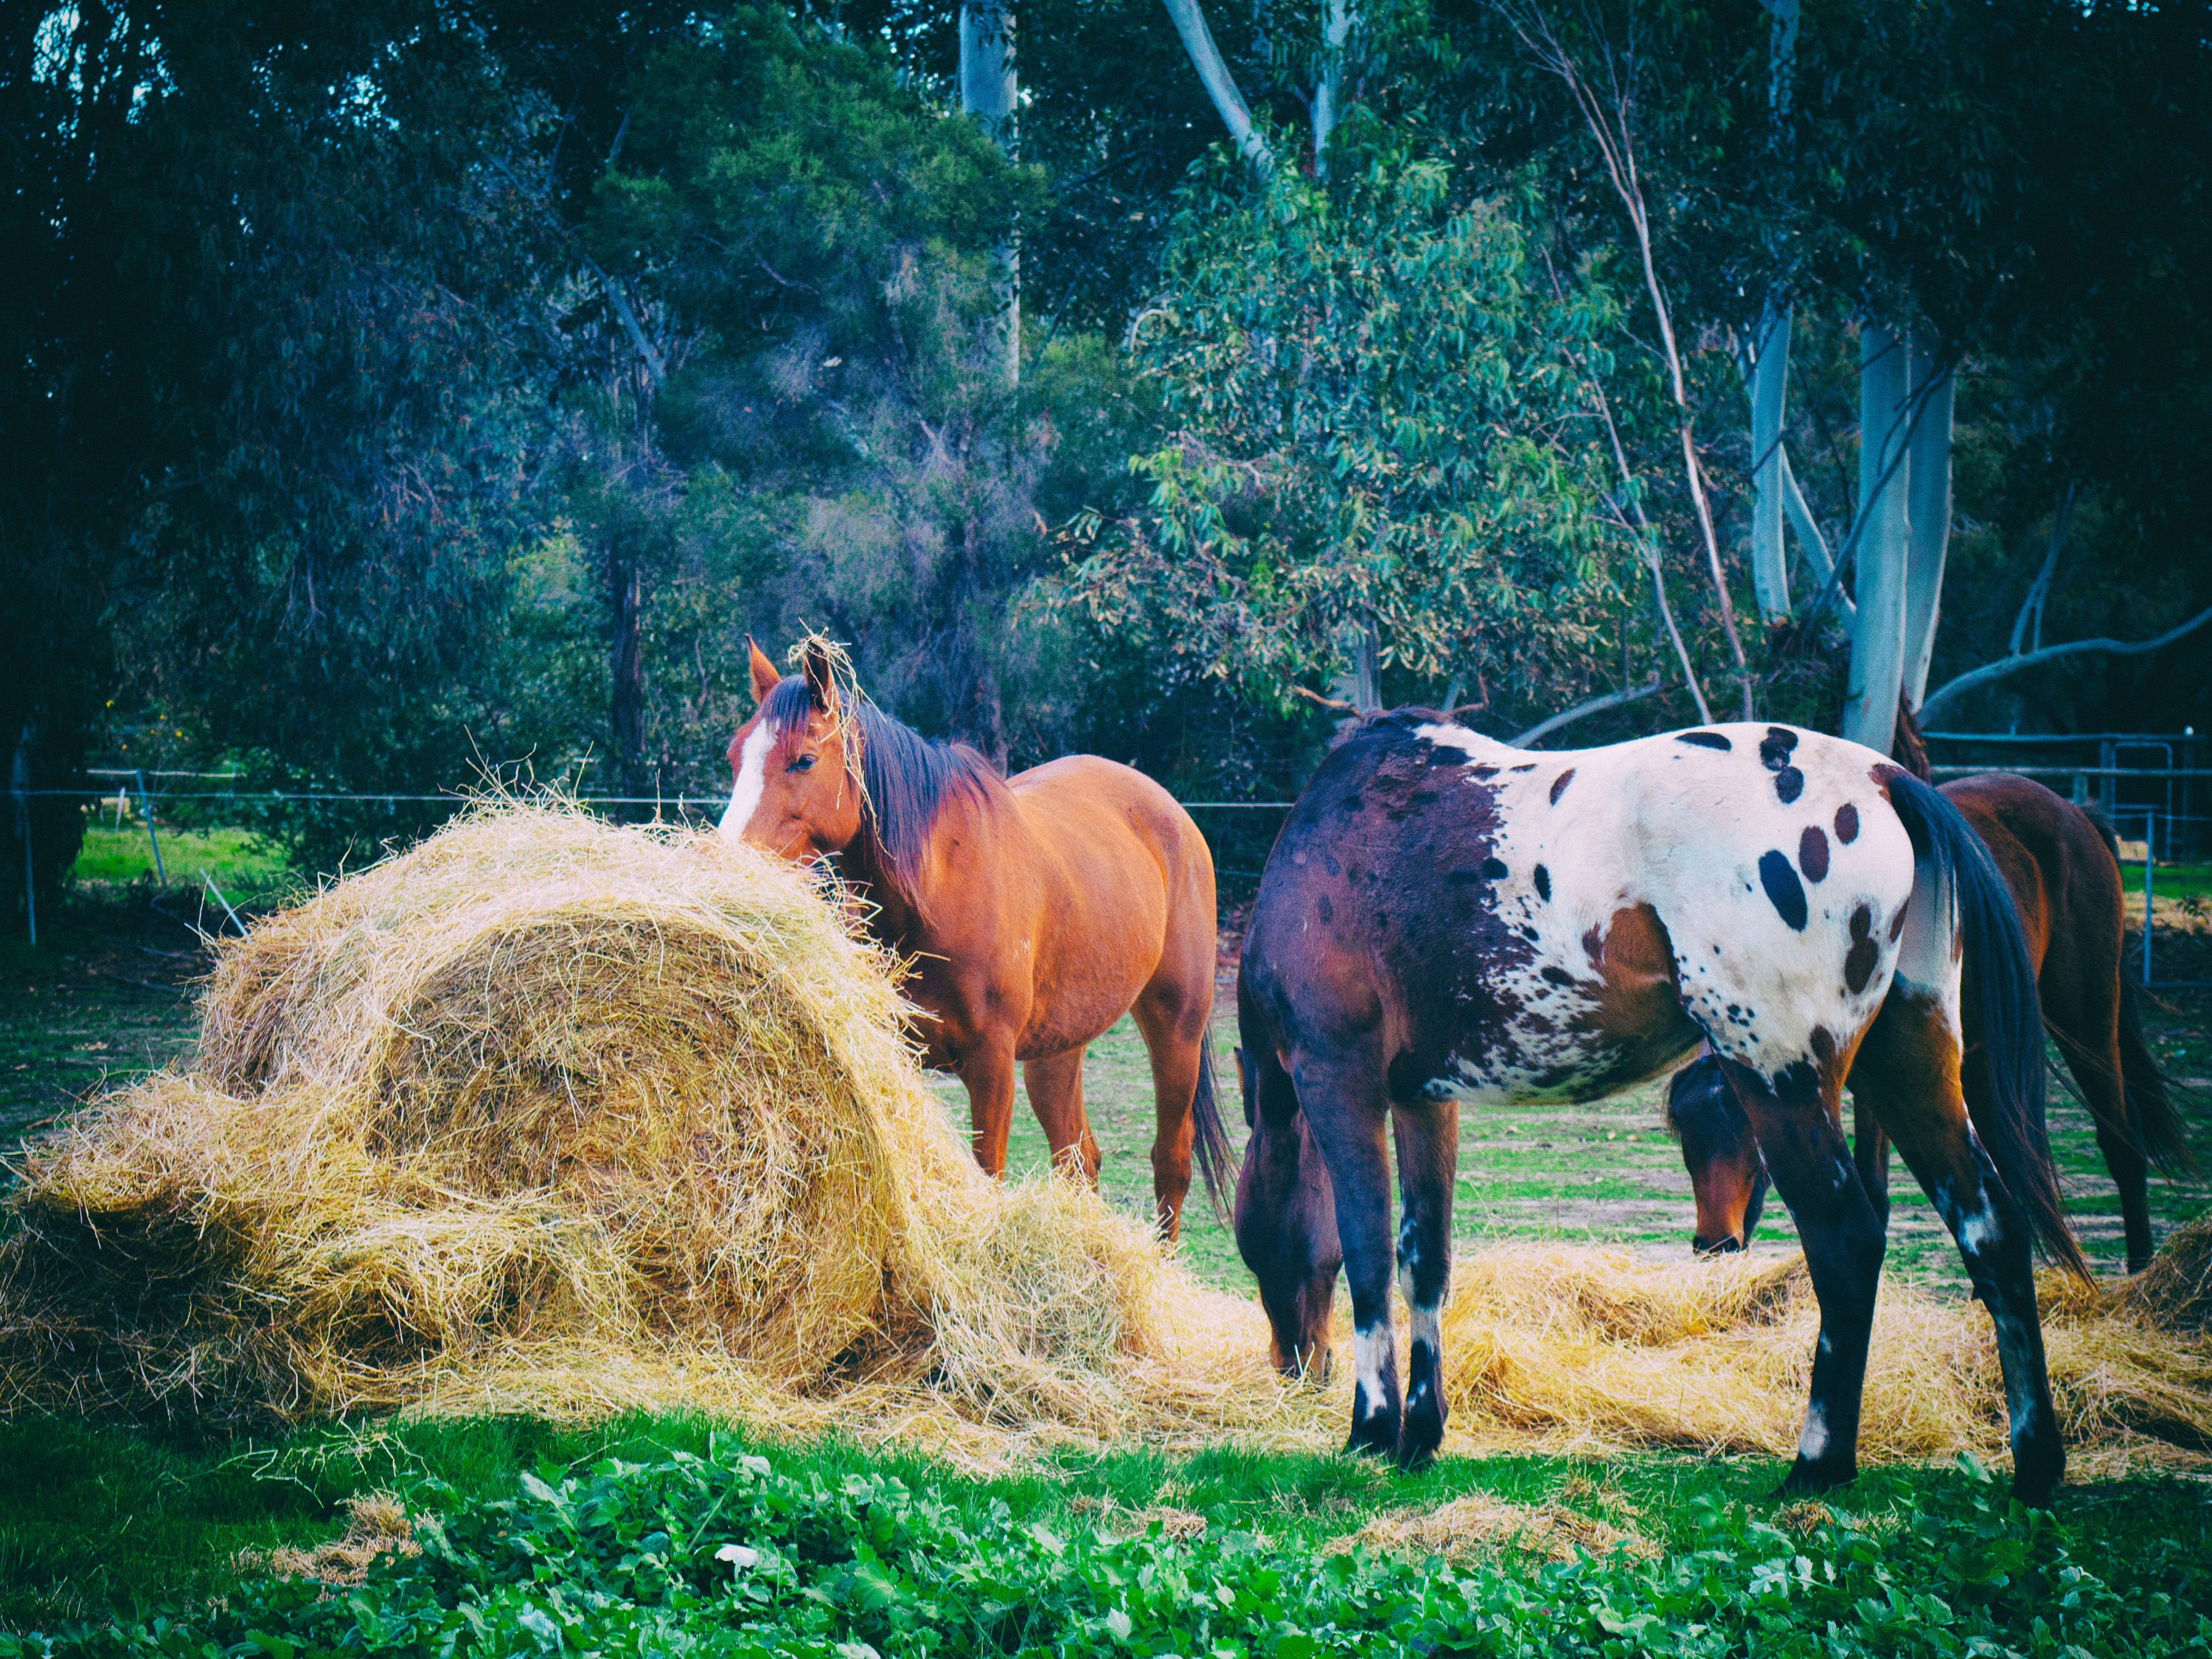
[1901,329,1953,710]
[961,1,1020,384]
[1312,0,1354,176]
[1843,321,1911,751]
[1747,297,1792,621]
[1160,0,1275,174]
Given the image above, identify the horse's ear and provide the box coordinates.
[801,639,839,712]
[747,637,782,706]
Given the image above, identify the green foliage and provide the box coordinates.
[1063,133,1627,710]
[4,1434,2210,1659]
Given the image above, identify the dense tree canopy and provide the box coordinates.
[5,0,2210,918]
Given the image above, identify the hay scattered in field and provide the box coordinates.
[1436,1234,2212,1474]
[240,1494,418,1589]
[1333,1489,1654,1563]
[0,800,2205,1483]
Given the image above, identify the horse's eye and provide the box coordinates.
[787,754,815,773]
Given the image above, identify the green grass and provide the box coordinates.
[2125,860,2212,902]
[4,1410,2209,1643]
[67,820,295,897]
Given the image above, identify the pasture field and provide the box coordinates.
[1,841,2210,1647]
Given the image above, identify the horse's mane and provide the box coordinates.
[761,675,1002,896]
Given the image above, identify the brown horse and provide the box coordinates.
[1235,714,2082,1500]
[720,639,1231,1237]
[1669,773,2194,1273]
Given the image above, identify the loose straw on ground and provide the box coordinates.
[1,803,2205,1478]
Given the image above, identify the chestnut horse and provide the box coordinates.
[720,639,1231,1237]
[1669,772,2192,1273]
[1235,714,2085,1500]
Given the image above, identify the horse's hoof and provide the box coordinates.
[2009,1437,2065,1508]
[1345,1413,1399,1460]
[1774,1455,1856,1498]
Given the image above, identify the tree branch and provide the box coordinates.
[1512,680,1666,747]
[1160,0,1275,175]
[1920,602,2212,725]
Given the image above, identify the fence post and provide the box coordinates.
[2142,811,2155,988]
[135,769,166,886]
[11,739,32,947]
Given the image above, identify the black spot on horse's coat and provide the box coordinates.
[1549,768,1576,805]
[1481,858,1509,880]
[1759,850,1809,931]
[1677,731,1733,751]
[1317,894,1334,924]
[1541,966,1575,987]
[1759,727,1800,771]
[1520,925,1541,943]
[1324,853,1342,877]
[1534,864,1551,901]
[1845,904,1878,993]
[1447,868,1482,886]
[1773,767,1805,804]
[1798,826,1830,882]
[1510,763,1537,773]
[1834,802,1860,844]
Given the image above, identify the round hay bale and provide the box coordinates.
[0,806,1042,1422]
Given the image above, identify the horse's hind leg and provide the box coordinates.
[1717,1054,1884,1495]
[2047,994,2152,1273]
[1023,1048,1102,1185]
[1391,1096,1458,1470]
[1851,990,2065,1500]
[1294,1054,1400,1459]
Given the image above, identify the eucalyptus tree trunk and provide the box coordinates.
[1901,329,1954,712]
[1160,0,1274,173]
[1843,321,1912,751]
[1745,0,1799,624]
[961,1,1020,385]
[1747,298,1792,621]
[1312,0,1354,175]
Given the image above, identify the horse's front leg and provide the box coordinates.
[1391,1095,1458,1471]
[962,1040,1022,1178]
[1719,1056,1885,1495]
[1295,1055,1398,1458]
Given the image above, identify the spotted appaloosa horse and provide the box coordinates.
[1669,773,2193,1273]
[1234,714,2087,1501]
[721,639,1232,1237]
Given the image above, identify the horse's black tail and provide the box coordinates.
[1192,1034,1237,1225]
[1887,770,2091,1280]
[2080,805,2199,1178]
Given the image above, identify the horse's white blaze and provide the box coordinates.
[1411,720,1923,1096]
[1796,1400,1831,1461]
[718,723,775,844]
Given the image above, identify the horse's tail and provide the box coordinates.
[1887,769,2090,1279]
[1192,1034,1237,1225]
[2079,805,2199,1178]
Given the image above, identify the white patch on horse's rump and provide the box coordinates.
[718,723,775,844]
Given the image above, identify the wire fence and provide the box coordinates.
[13,748,2208,987]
